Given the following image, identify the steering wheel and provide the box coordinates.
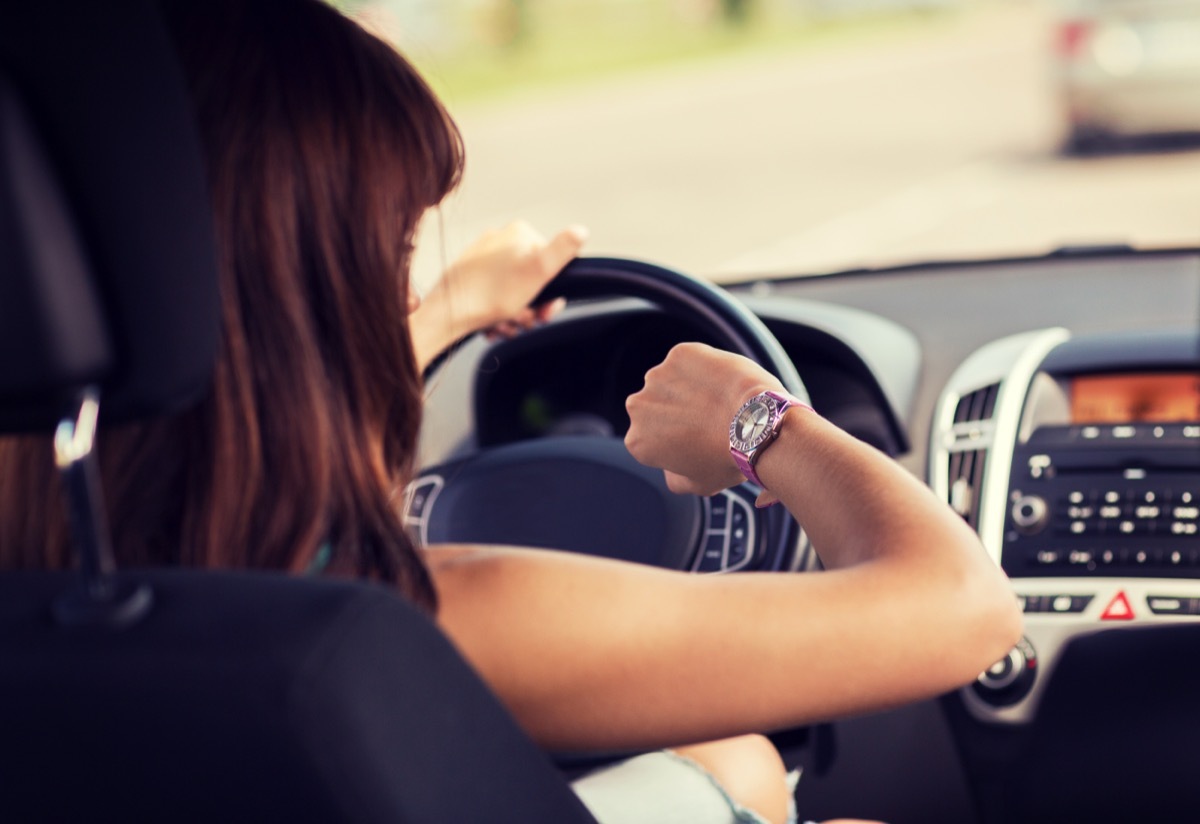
[407,257,809,574]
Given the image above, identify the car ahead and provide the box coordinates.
[1054,0,1200,151]
[4,1,1200,823]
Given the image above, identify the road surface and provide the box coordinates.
[411,3,1200,287]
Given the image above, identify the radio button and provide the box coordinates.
[1117,520,1150,536]
[1012,495,1048,534]
[1032,549,1062,567]
[1146,596,1198,616]
[1051,592,1099,611]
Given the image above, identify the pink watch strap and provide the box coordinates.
[731,447,764,488]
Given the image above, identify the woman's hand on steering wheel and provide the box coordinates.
[411,220,587,370]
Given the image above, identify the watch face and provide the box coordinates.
[730,397,778,452]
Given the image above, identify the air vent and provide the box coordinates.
[946,383,999,531]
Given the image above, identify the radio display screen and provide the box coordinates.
[1071,373,1200,424]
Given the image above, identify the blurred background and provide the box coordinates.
[330,0,1200,286]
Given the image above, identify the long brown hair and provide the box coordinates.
[0,0,462,611]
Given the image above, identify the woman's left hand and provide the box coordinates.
[625,342,783,497]
[411,221,587,369]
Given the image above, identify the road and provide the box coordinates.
[411,3,1200,287]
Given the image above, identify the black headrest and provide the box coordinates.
[0,0,219,431]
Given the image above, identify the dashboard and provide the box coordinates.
[417,247,1200,823]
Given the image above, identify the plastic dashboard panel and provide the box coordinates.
[466,298,915,458]
[721,250,1200,822]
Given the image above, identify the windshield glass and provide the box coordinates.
[339,0,1200,284]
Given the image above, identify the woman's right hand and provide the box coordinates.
[624,342,784,497]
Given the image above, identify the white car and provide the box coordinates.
[1055,0,1200,151]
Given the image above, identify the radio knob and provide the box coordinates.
[978,647,1023,691]
[1012,495,1048,534]
[973,637,1037,707]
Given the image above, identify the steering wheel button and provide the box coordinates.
[404,477,442,519]
[727,537,751,570]
[695,534,728,573]
[707,496,730,529]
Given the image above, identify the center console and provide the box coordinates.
[931,328,1200,723]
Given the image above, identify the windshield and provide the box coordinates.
[339,0,1200,285]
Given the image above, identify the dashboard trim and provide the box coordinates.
[978,329,1073,563]
[930,328,1070,566]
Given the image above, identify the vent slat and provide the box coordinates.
[981,384,999,419]
[944,383,1001,529]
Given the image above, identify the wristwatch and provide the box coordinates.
[729,390,810,504]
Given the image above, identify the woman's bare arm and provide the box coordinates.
[425,343,1022,752]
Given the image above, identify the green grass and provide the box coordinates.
[388,1,956,105]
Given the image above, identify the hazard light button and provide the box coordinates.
[1101,591,1135,621]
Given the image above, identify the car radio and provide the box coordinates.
[1001,372,1200,580]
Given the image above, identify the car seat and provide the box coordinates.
[0,2,598,821]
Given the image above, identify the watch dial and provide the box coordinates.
[736,401,771,445]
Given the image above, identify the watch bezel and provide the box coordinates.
[729,391,791,456]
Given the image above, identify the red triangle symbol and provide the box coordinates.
[1101,591,1135,621]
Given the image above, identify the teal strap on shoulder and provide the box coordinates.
[306,541,333,575]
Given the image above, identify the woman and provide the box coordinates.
[0,1,1022,822]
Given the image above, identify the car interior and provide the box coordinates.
[4,1,1200,823]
